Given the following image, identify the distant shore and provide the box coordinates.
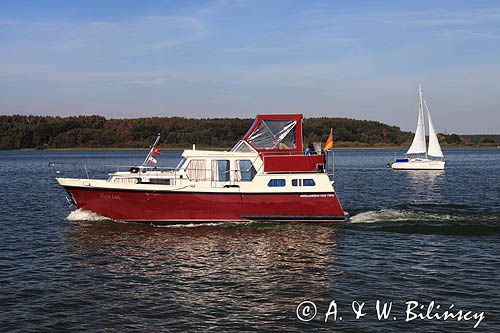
[2,115,498,150]
[10,144,499,151]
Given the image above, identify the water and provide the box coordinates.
[0,149,499,332]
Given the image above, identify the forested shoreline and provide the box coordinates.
[0,115,495,150]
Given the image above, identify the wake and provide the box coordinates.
[349,209,456,223]
[350,208,500,224]
[67,209,111,222]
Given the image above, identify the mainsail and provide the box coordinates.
[424,98,444,158]
[406,84,427,155]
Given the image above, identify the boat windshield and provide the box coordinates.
[247,120,296,150]
[230,140,256,153]
[175,158,187,170]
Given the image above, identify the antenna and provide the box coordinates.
[142,133,161,166]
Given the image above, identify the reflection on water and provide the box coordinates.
[404,170,444,186]
[401,170,445,204]
[61,222,343,327]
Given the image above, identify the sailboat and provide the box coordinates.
[390,84,445,170]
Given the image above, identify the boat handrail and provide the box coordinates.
[48,162,178,180]
[260,151,322,157]
[49,162,178,170]
[49,162,256,187]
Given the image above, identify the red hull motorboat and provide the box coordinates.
[53,114,346,223]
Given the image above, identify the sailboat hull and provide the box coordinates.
[391,159,445,170]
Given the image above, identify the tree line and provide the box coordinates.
[0,114,478,150]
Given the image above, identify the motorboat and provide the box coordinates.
[52,114,347,223]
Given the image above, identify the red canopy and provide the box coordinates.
[241,114,304,154]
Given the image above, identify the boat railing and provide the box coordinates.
[325,150,335,181]
[49,162,178,180]
[260,151,329,174]
[49,163,255,187]
[260,151,322,156]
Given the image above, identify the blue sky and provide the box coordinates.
[1,0,499,133]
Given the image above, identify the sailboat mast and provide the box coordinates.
[406,84,427,156]
[419,84,427,158]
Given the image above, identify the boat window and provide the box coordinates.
[230,140,255,153]
[113,177,139,184]
[175,158,187,170]
[185,159,206,181]
[235,160,257,181]
[248,120,296,150]
[292,179,316,186]
[148,178,171,185]
[303,179,316,186]
[267,179,285,187]
[211,160,230,182]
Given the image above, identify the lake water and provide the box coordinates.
[0,148,499,332]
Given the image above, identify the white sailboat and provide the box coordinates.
[391,84,445,170]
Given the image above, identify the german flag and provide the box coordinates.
[323,128,334,151]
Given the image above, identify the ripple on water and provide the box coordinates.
[1,149,499,332]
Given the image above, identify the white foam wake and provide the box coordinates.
[67,209,111,222]
[349,209,455,224]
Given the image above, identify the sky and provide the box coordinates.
[1,0,499,134]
